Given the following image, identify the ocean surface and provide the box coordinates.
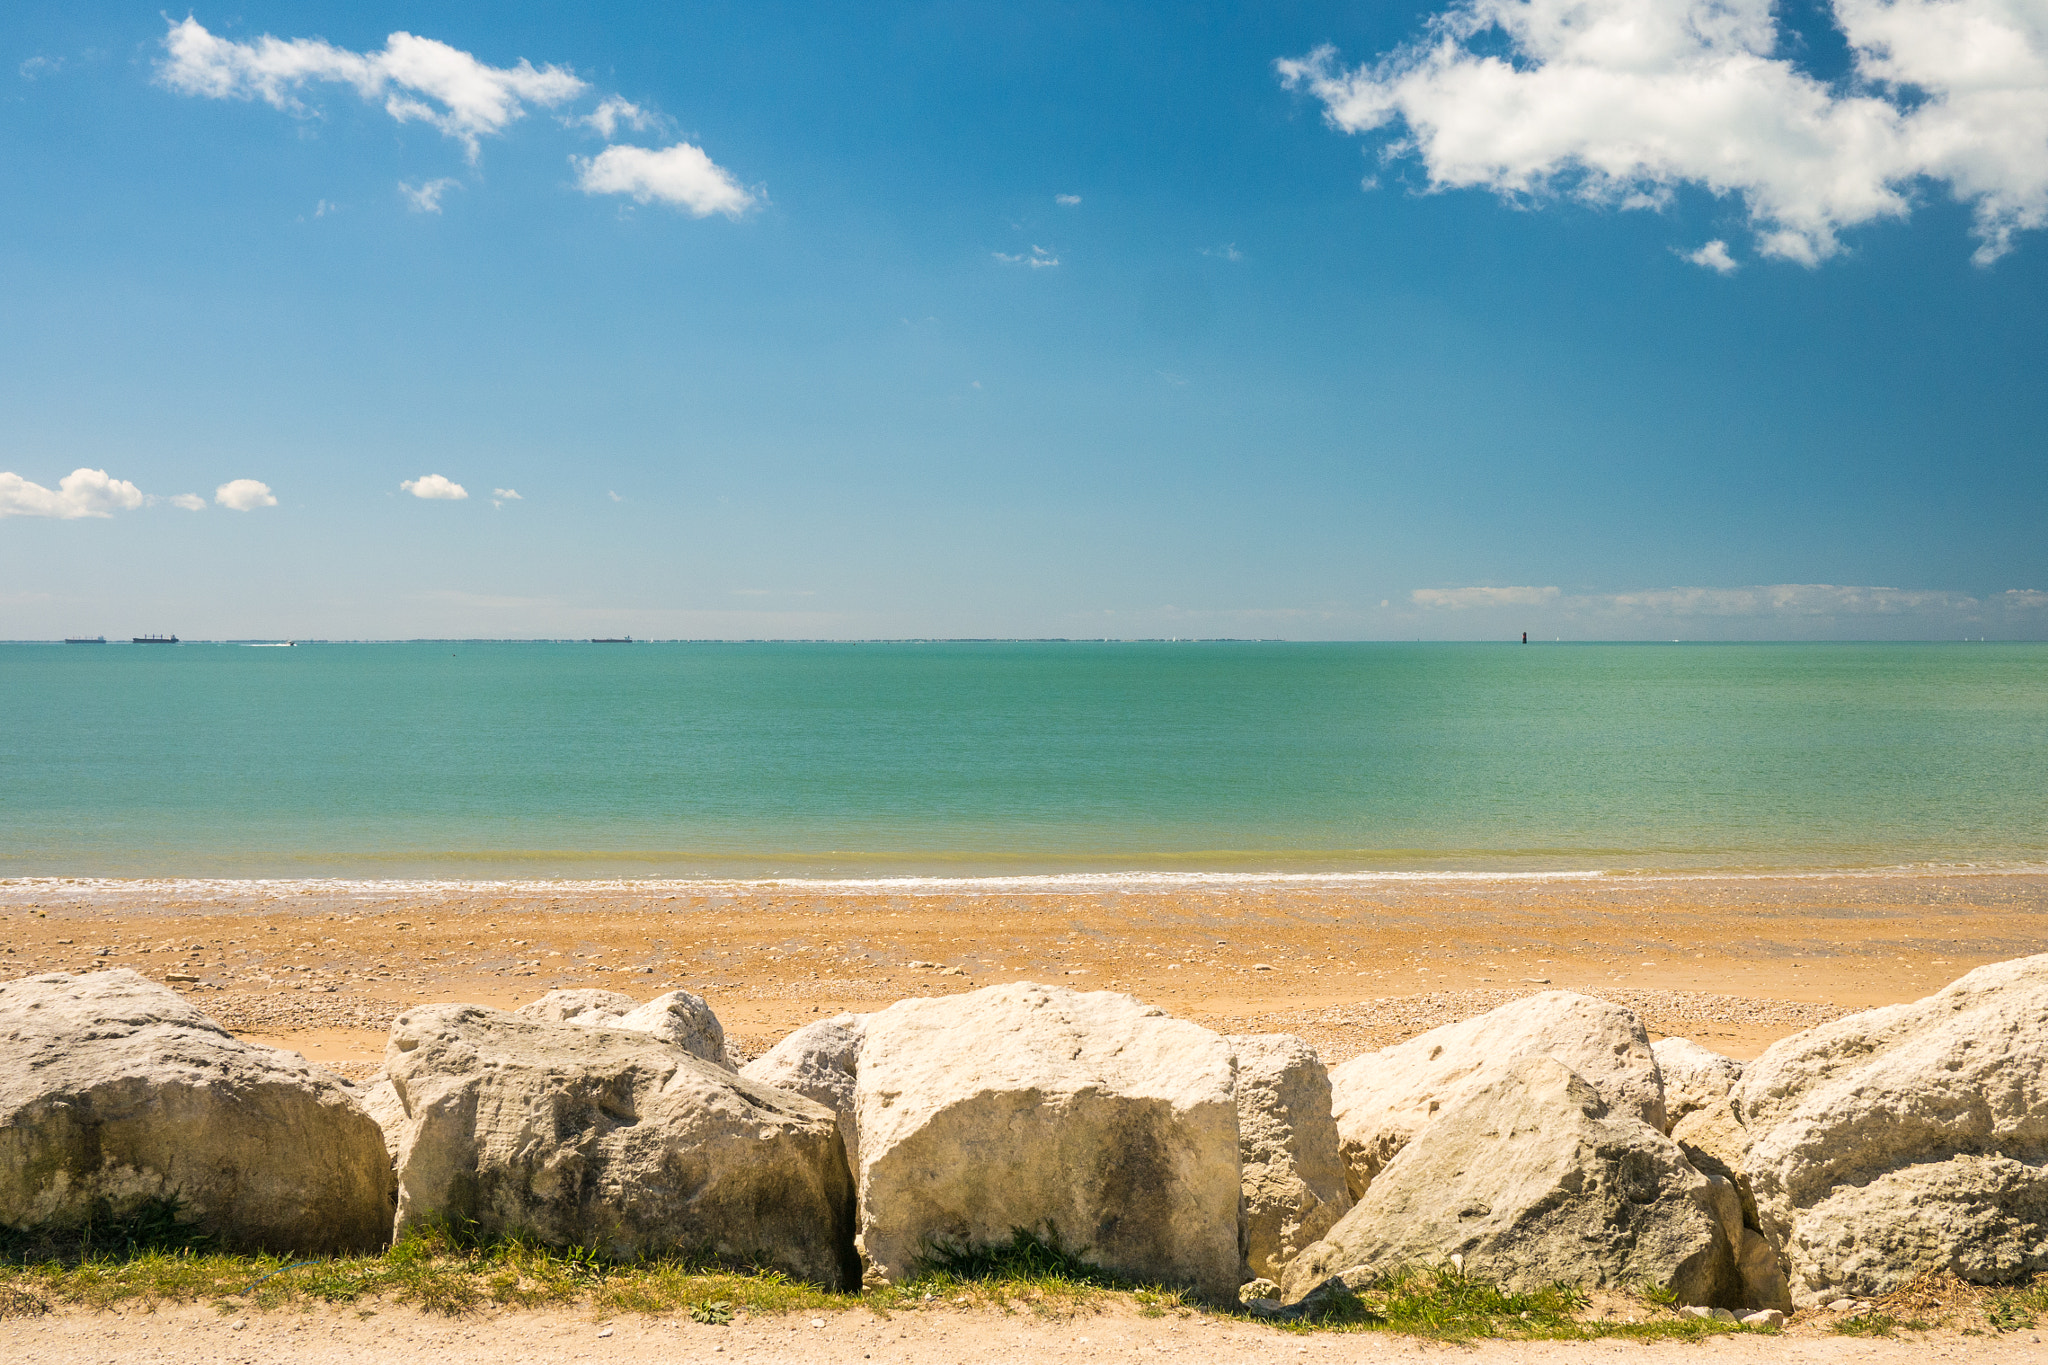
[1,641,2043,879]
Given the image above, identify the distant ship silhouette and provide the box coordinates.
[132,634,179,644]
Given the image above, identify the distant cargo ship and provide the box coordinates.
[590,636,633,643]
[132,634,179,644]
[64,636,106,644]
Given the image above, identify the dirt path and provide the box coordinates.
[8,1300,2046,1365]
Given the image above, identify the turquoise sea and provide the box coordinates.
[1,641,2043,879]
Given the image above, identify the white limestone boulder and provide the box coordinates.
[1228,1033,1353,1280]
[515,988,637,1025]
[1327,991,1666,1198]
[852,982,1241,1300]
[385,1002,856,1286]
[516,987,733,1070]
[1736,954,2048,1304]
[0,971,393,1253]
[1652,1037,1744,1130]
[1280,1055,1739,1306]
[740,1013,865,1178]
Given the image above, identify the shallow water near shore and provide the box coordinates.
[3,640,2045,878]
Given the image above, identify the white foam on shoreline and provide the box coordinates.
[3,862,2046,903]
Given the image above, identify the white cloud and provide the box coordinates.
[490,487,521,508]
[608,490,623,502]
[1683,240,1739,273]
[1279,0,2048,264]
[1055,193,1082,206]
[0,467,145,519]
[1201,243,1245,261]
[402,474,468,500]
[1411,585,1562,608]
[573,96,656,139]
[399,177,461,213]
[994,244,1060,267]
[168,493,207,511]
[157,17,586,161]
[573,142,758,217]
[215,478,277,511]
[19,56,62,80]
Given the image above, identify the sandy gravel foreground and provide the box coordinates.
[8,1303,2045,1365]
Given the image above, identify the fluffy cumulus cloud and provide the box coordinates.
[402,474,468,500]
[168,493,207,511]
[0,468,145,519]
[573,142,759,217]
[158,19,756,219]
[1279,0,2048,265]
[158,17,585,160]
[215,478,276,511]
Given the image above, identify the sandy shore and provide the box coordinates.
[4,869,2045,1075]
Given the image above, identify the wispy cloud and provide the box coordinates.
[402,474,467,500]
[19,55,62,81]
[167,493,206,511]
[994,245,1059,268]
[573,143,758,217]
[1055,193,1081,206]
[572,95,657,139]
[1407,583,2048,634]
[157,18,585,162]
[1279,0,2048,265]
[399,178,461,213]
[490,487,521,508]
[1200,243,1244,261]
[0,467,145,519]
[215,478,276,511]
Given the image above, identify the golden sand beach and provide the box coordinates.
[6,868,2042,1073]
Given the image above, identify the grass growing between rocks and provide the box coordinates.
[1262,1264,1752,1343]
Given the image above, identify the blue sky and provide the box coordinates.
[2,0,2046,640]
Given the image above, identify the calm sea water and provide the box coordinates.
[0,641,2043,879]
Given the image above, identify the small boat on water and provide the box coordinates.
[132,634,179,644]
[590,636,633,644]
[64,636,106,644]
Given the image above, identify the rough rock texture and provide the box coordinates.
[1281,1056,1738,1306]
[0,971,393,1253]
[1228,1033,1353,1280]
[740,1014,865,1178]
[385,1003,856,1286]
[853,983,1241,1301]
[1666,1096,1792,1313]
[358,1077,410,1164]
[612,991,732,1070]
[1327,991,1667,1199]
[1652,1037,1744,1130]
[1736,954,2048,1305]
[514,989,637,1025]
[516,988,732,1070]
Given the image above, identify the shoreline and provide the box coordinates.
[7,860,2048,900]
[6,868,2045,1073]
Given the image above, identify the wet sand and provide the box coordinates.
[4,870,2044,1073]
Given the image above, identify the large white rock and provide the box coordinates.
[1736,954,2048,1304]
[852,983,1242,1300]
[386,1002,856,1286]
[0,971,393,1253]
[1228,1034,1353,1280]
[516,988,733,1069]
[740,1013,865,1178]
[1280,1055,1739,1305]
[1652,1037,1744,1130]
[1327,991,1667,1198]
[515,988,637,1025]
